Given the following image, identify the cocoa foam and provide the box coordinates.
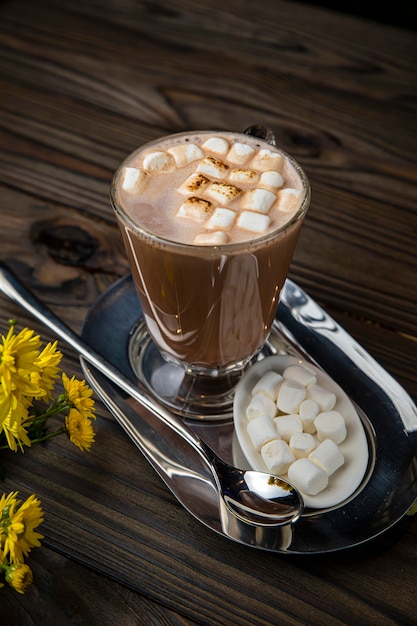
[115,131,307,245]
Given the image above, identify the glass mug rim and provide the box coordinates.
[110,129,311,252]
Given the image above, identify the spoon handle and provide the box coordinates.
[0,262,210,463]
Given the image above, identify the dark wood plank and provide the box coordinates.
[1,0,416,331]
[2,548,199,626]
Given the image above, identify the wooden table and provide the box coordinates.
[1,1,416,623]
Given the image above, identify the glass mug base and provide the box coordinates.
[129,320,285,421]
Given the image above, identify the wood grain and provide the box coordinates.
[0,0,416,624]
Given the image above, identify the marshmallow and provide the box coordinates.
[246,393,277,420]
[167,143,204,167]
[306,384,337,412]
[314,411,347,444]
[289,432,316,459]
[298,399,320,433]
[273,414,303,442]
[242,188,276,214]
[247,415,279,451]
[193,231,228,245]
[237,211,271,234]
[282,364,317,387]
[259,170,284,189]
[202,137,229,155]
[178,173,210,195]
[196,156,229,179]
[121,167,147,193]
[261,439,295,475]
[229,169,259,184]
[252,149,283,172]
[177,197,212,221]
[251,371,283,401]
[309,439,344,475]
[276,188,302,212]
[227,142,255,164]
[143,150,173,172]
[276,379,306,414]
[288,458,329,496]
[206,182,241,204]
[206,208,236,231]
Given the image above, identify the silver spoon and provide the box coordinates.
[0,262,303,527]
[77,361,297,549]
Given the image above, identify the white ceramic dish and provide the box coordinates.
[233,355,369,509]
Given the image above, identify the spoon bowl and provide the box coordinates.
[0,262,303,527]
[217,466,303,526]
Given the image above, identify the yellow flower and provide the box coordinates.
[0,387,19,423]
[62,373,96,421]
[65,409,95,451]
[0,326,45,399]
[0,413,32,453]
[0,323,97,457]
[0,387,31,439]
[5,562,33,593]
[32,340,63,401]
[0,492,44,564]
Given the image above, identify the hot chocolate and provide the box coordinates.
[111,130,310,373]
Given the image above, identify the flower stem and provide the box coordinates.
[0,428,67,450]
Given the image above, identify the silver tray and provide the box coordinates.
[81,275,417,554]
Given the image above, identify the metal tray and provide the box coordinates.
[81,274,417,554]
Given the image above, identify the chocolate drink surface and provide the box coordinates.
[111,130,310,372]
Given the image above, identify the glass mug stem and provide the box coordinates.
[111,127,310,419]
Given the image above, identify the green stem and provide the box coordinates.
[27,428,67,445]
[23,398,71,428]
[0,428,67,450]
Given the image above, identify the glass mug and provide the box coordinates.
[110,126,310,419]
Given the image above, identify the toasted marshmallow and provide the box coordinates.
[288,458,329,496]
[259,170,284,189]
[143,150,173,172]
[247,415,279,451]
[178,173,210,195]
[196,156,229,179]
[246,393,277,420]
[261,439,295,475]
[229,169,259,184]
[206,182,241,204]
[276,188,302,212]
[289,432,316,459]
[121,167,147,193]
[177,197,212,221]
[273,414,303,442]
[167,143,204,167]
[206,208,236,231]
[237,211,271,233]
[306,384,337,412]
[276,379,306,414]
[202,137,229,155]
[242,188,276,214]
[309,439,344,475]
[298,399,320,433]
[314,411,347,444]
[227,142,255,164]
[194,231,228,245]
[283,364,317,387]
[252,371,283,401]
[252,149,283,172]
